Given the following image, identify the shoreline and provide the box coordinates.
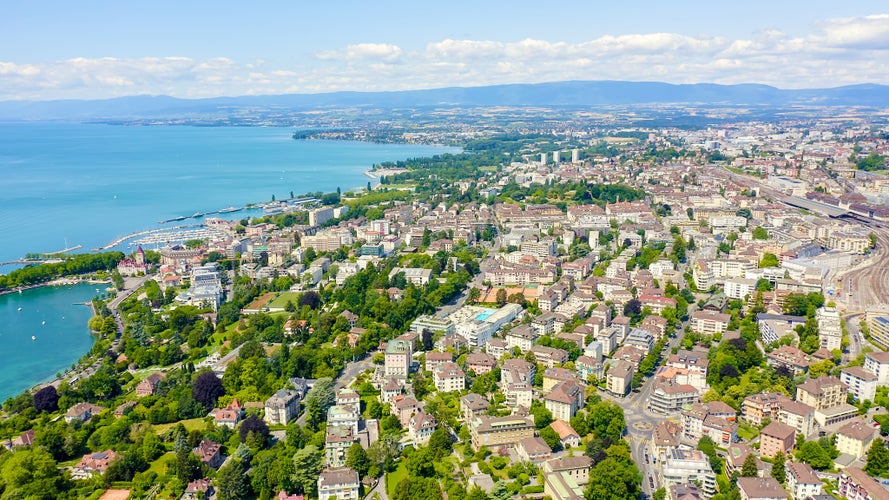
[364,167,409,179]
[0,277,112,297]
[0,278,111,401]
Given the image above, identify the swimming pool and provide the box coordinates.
[475,310,494,321]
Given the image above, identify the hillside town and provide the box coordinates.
[4,119,889,500]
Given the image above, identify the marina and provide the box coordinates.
[132,227,226,247]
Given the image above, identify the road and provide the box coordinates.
[107,275,153,340]
[605,309,694,498]
[295,355,375,426]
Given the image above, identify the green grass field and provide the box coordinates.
[386,461,409,497]
[147,451,174,476]
[267,292,301,310]
[153,417,206,436]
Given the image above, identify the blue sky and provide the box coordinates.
[2,1,889,100]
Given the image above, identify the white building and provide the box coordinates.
[263,389,300,426]
[660,449,717,499]
[863,351,889,385]
[840,366,878,402]
[817,306,842,351]
[434,362,466,393]
[786,461,823,500]
[317,468,360,500]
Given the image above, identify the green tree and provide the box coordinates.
[653,487,667,500]
[345,442,370,476]
[0,448,65,499]
[740,453,758,477]
[496,288,507,306]
[405,447,436,477]
[771,451,786,484]
[292,445,323,496]
[392,477,441,500]
[217,459,252,500]
[584,457,640,500]
[796,441,832,470]
[467,287,481,304]
[429,427,453,459]
[758,253,779,268]
[865,439,889,477]
[752,227,769,240]
[539,425,562,451]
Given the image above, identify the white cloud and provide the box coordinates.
[316,43,402,62]
[820,14,889,49]
[5,14,889,100]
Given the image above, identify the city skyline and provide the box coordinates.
[3,1,889,100]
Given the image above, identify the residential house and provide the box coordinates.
[796,376,847,410]
[690,310,731,334]
[384,339,412,378]
[136,373,164,397]
[460,394,490,423]
[506,325,538,352]
[64,402,105,424]
[325,425,357,467]
[183,479,214,500]
[542,367,578,392]
[836,421,877,459]
[649,380,699,414]
[786,461,823,500]
[759,421,796,458]
[409,410,437,445]
[864,351,889,385]
[530,345,569,368]
[317,468,360,500]
[424,351,454,373]
[72,450,117,479]
[193,440,224,469]
[575,355,604,383]
[767,345,811,375]
[841,366,879,402]
[838,466,889,500]
[777,399,816,436]
[210,399,243,429]
[660,449,717,499]
[737,477,789,500]
[264,389,301,426]
[606,360,633,397]
[550,420,581,449]
[724,443,765,478]
[466,352,497,375]
[544,380,584,421]
[517,436,553,463]
[669,485,706,500]
[651,420,683,462]
[434,362,466,393]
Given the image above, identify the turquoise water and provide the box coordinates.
[0,283,99,401]
[475,310,495,321]
[0,123,457,401]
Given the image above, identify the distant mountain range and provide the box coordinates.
[2,80,889,121]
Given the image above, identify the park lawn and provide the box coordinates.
[386,461,409,498]
[267,292,301,310]
[154,417,206,436]
[479,166,498,172]
[737,424,759,441]
[147,451,174,476]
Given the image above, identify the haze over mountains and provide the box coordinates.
[1,80,888,121]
